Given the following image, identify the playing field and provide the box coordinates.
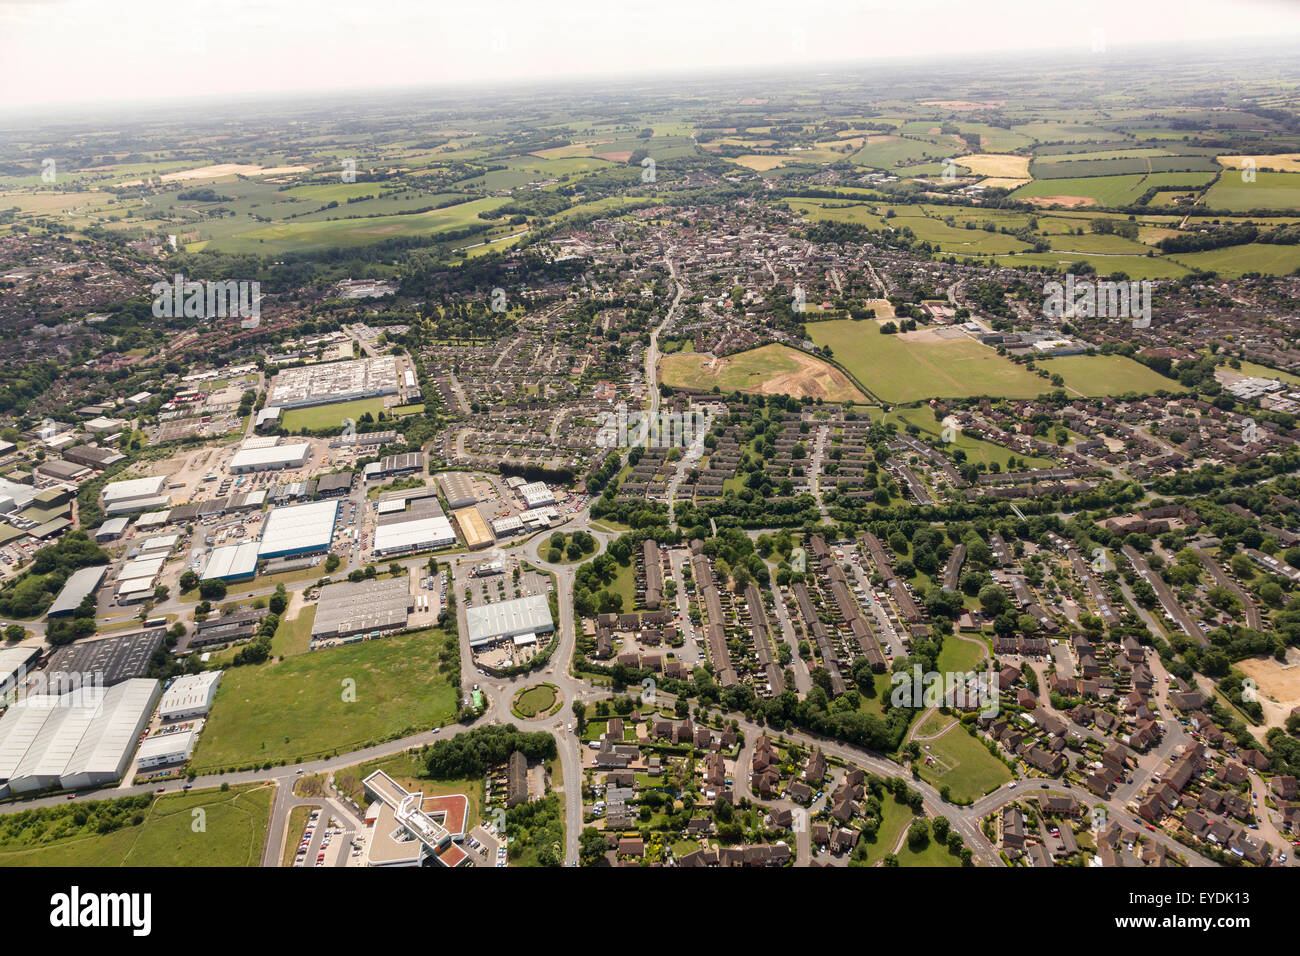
[0,784,272,867]
[190,627,459,772]
[914,720,1013,803]
[281,397,386,432]
[806,322,1049,403]
[660,343,868,402]
[1042,354,1188,397]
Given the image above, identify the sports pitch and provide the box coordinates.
[806,321,1049,403]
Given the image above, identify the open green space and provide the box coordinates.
[807,321,1049,403]
[281,397,387,432]
[1044,353,1187,397]
[0,784,272,867]
[913,722,1012,803]
[190,627,459,772]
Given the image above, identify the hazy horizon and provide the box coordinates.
[3,0,1300,114]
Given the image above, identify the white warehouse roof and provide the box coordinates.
[102,475,167,505]
[158,671,222,719]
[202,541,261,581]
[258,499,338,558]
[466,594,554,647]
[230,443,310,471]
[373,516,456,556]
[0,678,160,794]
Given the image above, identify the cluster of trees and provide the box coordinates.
[423,724,556,779]
[0,531,109,621]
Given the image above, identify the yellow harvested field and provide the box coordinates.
[956,154,1031,180]
[920,100,1005,110]
[1022,195,1097,208]
[981,177,1031,190]
[731,155,791,171]
[660,343,866,403]
[1217,154,1300,173]
[121,163,311,185]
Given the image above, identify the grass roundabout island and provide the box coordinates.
[511,682,562,720]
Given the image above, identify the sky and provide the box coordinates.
[2,0,1299,109]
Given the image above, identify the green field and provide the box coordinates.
[1042,354,1188,397]
[0,785,272,867]
[207,196,511,253]
[807,321,1049,403]
[1170,242,1300,277]
[914,721,1012,803]
[281,397,387,432]
[1012,173,1214,207]
[659,343,868,403]
[1203,171,1300,212]
[190,627,459,772]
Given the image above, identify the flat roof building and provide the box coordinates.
[230,443,310,473]
[311,577,412,640]
[136,728,197,769]
[102,475,167,509]
[519,481,555,509]
[158,671,222,721]
[202,541,261,581]
[45,629,164,687]
[93,517,130,542]
[438,472,478,510]
[466,594,553,647]
[453,506,493,550]
[258,499,338,559]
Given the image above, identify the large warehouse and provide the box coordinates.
[202,541,261,582]
[453,506,494,550]
[258,499,339,559]
[229,442,310,473]
[0,678,160,795]
[373,495,456,556]
[437,472,478,510]
[311,576,412,640]
[47,565,107,616]
[466,594,554,648]
[46,629,164,687]
[102,475,169,514]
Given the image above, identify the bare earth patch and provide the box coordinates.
[1022,195,1097,208]
[1236,653,1300,732]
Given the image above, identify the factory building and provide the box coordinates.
[257,499,339,559]
[229,442,311,473]
[466,594,554,648]
[0,678,160,795]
